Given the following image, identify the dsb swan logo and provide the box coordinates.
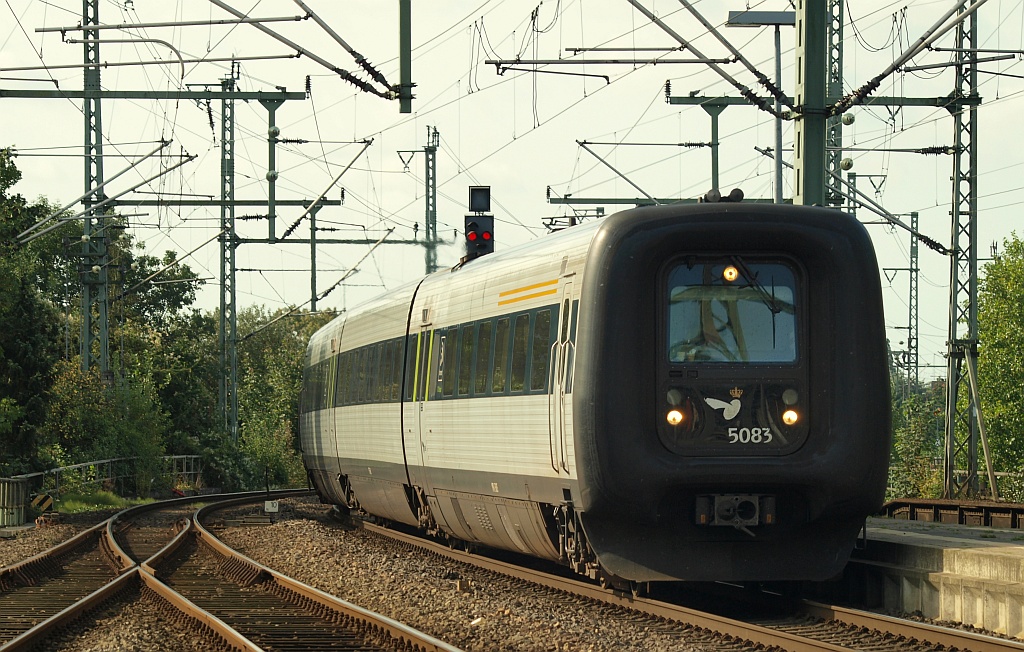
[705,388,743,420]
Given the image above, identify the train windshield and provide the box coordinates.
[667,259,798,363]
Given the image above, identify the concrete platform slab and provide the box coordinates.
[833,517,1024,638]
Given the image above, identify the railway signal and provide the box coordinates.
[465,186,494,259]
[464,214,494,257]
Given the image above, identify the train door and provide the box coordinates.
[549,276,575,474]
[404,301,436,494]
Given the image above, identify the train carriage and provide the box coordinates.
[300,202,890,584]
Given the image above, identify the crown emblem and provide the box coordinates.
[729,387,743,399]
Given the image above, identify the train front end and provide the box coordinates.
[572,203,890,582]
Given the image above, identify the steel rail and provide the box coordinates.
[800,600,1024,652]
[138,569,264,652]
[361,522,849,652]
[1,569,139,652]
[0,520,108,590]
[364,520,1024,652]
[0,489,308,651]
[193,500,463,652]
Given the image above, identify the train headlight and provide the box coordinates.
[782,409,799,426]
[722,265,739,282]
[666,409,685,426]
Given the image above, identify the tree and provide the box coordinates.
[234,306,335,488]
[116,248,205,332]
[0,149,67,474]
[887,380,945,499]
[40,359,167,494]
[978,233,1024,500]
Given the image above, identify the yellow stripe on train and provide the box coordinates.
[497,278,558,306]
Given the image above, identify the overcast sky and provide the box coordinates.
[3,0,1023,380]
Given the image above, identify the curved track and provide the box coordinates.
[360,519,1024,652]
[0,491,460,652]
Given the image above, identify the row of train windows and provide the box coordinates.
[302,301,577,413]
[302,336,404,413]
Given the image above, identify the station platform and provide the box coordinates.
[823,517,1024,638]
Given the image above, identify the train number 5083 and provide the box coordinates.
[727,427,773,444]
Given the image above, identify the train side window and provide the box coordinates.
[424,330,439,400]
[363,345,374,403]
[492,317,510,394]
[389,337,401,399]
[377,343,385,401]
[333,352,346,407]
[458,324,474,396]
[510,313,530,393]
[306,363,317,412]
[475,321,492,395]
[402,336,415,401]
[319,360,331,410]
[374,339,385,401]
[441,328,457,397]
[345,351,358,406]
[386,341,397,402]
[354,348,365,403]
[531,309,552,392]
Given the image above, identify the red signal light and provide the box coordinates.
[482,231,492,240]
[468,231,478,241]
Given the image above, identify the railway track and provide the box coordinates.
[0,491,460,652]
[360,518,1024,652]
[0,521,118,644]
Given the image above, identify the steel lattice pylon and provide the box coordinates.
[219,68,239,443]
[825,0,844,207]
[424,127,440,274]
[943,10,997,499]
[80,0,110,378]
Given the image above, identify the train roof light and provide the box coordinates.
[723,266,739,282]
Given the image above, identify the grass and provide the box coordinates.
[55,489,154,514]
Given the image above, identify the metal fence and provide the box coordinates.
[0,455,202,527]
[0,478,28,528]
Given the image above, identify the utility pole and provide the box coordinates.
[907,211,920,389]
[7,6,417,442]
[882,211,920,398]
[793,1,827,206]
[425,127,439,273]
[825,0,845,207]
[219,65,239,443]
[399,0,414,114]
[943,8,996,499]
[81,0,111,380]
[398,126,442,274]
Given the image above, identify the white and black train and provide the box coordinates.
[299,203,891,585]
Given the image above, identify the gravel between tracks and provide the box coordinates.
[217,498,723,652]
[0,510,119,568]
[41,588,206,652]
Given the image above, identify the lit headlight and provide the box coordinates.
[667,409,685,426]
[723,265,739,282]
[782,409,799,426]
